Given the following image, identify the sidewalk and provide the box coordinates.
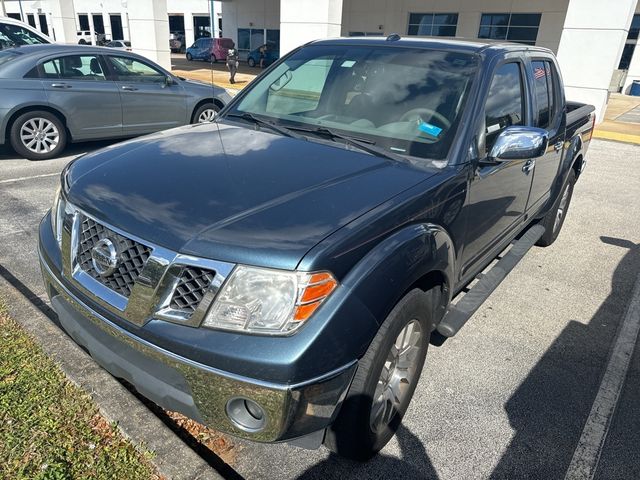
[594,94,640,145]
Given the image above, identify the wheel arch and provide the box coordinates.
[4,105,71,144]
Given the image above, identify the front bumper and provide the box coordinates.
[39,231,356,444]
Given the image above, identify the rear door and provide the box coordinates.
[526,57,565,212]
[461,60,535,277]
[39,54,122,139]
[105,55,188,134]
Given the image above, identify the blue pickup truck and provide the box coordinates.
[39,36,595,460]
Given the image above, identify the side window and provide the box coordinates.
[484,62,524,153]
[532,60,552,129]
[40,55,106,81]
[264,58,334,115]
[107,56,166,83]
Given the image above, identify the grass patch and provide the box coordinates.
[0,301,160,480]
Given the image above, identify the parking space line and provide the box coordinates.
[0,172,60,185]
[564,273,640,480]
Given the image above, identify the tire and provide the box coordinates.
[78,39,87,45]
[210,54,217,63]
[536,169,576,247]
[247,57,256,68]
[324,288,434,460]
[192,103,220,124]
[10,111,67,161]
[186,53,193,61]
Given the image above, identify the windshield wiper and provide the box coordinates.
[287,125,409,164]
[226,112,304,140]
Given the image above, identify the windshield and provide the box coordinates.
[229,44,478,160]
[0,22,48,49]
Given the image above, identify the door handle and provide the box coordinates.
[554,141,564,152]
[51,83,71,89]
[522,159,535,174]
[121,85,138,91]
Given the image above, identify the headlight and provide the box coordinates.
[203,266,338,335]
[50,186,66,248]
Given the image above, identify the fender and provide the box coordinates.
[543,133,583,217]
[340,222,455,329]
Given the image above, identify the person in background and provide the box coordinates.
[259,44,266,69]
[226,42,239,84]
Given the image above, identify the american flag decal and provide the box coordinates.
[534,67,547,79]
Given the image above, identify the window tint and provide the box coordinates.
[532,60,556,129]
[484,62,524,152]
[41,55,106,81]
[107,56,165,83]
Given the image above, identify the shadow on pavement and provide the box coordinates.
[297,423,438,480]
[490,236,640,479]
[0,139,126,161]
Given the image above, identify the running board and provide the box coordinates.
[436,224,545,338]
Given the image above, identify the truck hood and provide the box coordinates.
[65,122,438,270]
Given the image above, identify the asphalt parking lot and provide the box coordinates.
[0,138,639,479]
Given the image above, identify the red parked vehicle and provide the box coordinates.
[186,37,234,63]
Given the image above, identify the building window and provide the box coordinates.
[407,13,458,37]
[78,14,90,31]
[27,14,36,28]
[6,13,22,21]
[478,13,541,45]
[349,32,382,37]
[618,14,640,70]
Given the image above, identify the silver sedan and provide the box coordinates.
[0,44,231,160]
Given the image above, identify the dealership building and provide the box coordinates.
[2,0,640,120]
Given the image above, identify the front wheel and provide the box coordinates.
[193,103,220,124]
[247,57,256,67]
[210,54,217,63]
[186,52,193,61]
[536,170,576,247]
[324,289,434,460]
[10,111,67,160]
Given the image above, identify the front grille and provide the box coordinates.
[77,216,152,297]
[169,266,216,314]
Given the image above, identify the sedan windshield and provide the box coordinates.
[229,44,478,160]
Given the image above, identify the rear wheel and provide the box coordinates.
[210,54,217,63]
[10,111,67,161]
[324,289,433,460]
[536,169,576,247]
[247,57,256,67]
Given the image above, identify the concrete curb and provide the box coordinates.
[0,275,224,480]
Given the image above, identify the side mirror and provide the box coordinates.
[488,126,549,161]
[164,76,176,87]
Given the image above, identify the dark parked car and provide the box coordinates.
[39,37,595,460]
[247,44,279,67]
[186,37,234,62]
[0,44,231,159]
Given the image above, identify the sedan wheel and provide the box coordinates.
[10,111,67,161]
[20,118,60,155]
[198,108,218,123]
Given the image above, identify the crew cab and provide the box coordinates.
[39,37,595,460]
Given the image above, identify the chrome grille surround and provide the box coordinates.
[60,202,235,327]
[77,216,152,297]
[170,266,216,313]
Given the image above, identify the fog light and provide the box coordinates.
[226,397,267,432]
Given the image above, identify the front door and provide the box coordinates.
[461,61,534,278]
[105,55,187,135]
[526,58,564,213]
[40,54,122,139]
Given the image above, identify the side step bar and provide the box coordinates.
[436,224,545,338]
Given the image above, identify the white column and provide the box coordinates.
[185,14,196,48]
[556,0,638,122]
[127,0,171,70]
[43,0,77,44]
[623,44,640,94]
[280,0,343,55]
[87,13,96,45]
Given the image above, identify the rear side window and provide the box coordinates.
[41,55,106,81]
[484,62,524,152]
[532,60,556,129]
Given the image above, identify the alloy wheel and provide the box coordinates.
[370,319,423,432]
[20,118,60,154]
[198,109,217,123]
